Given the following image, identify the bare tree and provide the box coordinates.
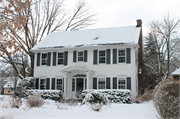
[144,14,180,81]
[0,0,96,79]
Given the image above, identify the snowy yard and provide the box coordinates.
[0,95,158,119]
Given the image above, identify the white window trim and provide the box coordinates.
[97,77,106,89]
[39,77,46,90]
[57,52,64,66]
[117,49,126,64]
[77,51,84,62]
[41,53,48,66]
[98,50,106,64]
[117,76,126,89]
[55,77,63,90]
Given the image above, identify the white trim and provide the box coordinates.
[57,52,64,66]
[83,78,87,90]
[77,51,84,62]
[117,76,126,89]
[98,50,106,64]
[117,49,126,64]
[97,77,106,89]
[41,53,48,66]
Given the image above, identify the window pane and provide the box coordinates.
[118,78,126,89]
[98,78,105,89]
[118,50,125,56]
[40,79,46,90]
[78,57,83,61]
[41,54,47,65]
[99,57,105,63]
[118,57,125,63]
[78,52,83,56]
[58,59,64,65]
[99,51,105,56]
[58,53,64,58]
[72,79,75,91]
[57,79,63,90]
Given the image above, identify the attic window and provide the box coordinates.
[93,37,99,40]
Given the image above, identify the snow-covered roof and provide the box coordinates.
[3,81,14,88]
[31,26,141,51]
[171,68,180,76]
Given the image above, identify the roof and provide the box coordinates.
[61,65,95,73]
[31,26,141,51]
[170,68,180,76]
[3,81,14,89]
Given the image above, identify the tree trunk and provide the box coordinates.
[30,52,34,77]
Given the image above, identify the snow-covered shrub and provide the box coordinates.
[9,97,22,108]
[62,98,78,106]
[20,90,63,101]
[26,95,44,107]
[153,79,180,119]
[57,103,71,110]
[90,102,104,111]
[80,89,132,104]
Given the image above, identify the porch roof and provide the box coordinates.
[170,68,180,76]
[61,65,95,73]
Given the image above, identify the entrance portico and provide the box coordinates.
[61,65,94,98]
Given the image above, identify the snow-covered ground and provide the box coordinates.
[0,95,158,119]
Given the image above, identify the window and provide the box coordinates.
[41,53,47,65]
[98,78,105,89]
[72,78,75,91]
[57,52,64,65]
[78,51,83,61]
[84,78,87,90]
[118,78,126,89]
[56,78,63,90]
[11,88,14,91]
[118,49,126,63]
[40,79,46,90]
[99,50,106,64]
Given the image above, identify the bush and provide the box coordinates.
[141,92,152,101]
[26,95,44,107]
[153,79,180,119]
[9,97,22,108]
[16,89,63,101]
[90,103,104,111]
[80,89,132,104]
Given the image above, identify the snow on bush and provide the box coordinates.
[90,102,104,111]
[15,77,63,101]
[26,95,44,107]
[80,89,132,104]
[18,90,63,101]
[153,79,180,119]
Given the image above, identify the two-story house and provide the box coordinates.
[31,19,143,99]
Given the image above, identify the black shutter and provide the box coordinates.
[113,77,117,89]
[52,78,55,90]
[73,51,77,62]
[64,51,68,65]
[113,49,117,64]
[47,52,51,66]
[35,78,39,89]
[46,78,50,89]
[84,50,87,62]
[106,77,110,89]
[37,53,40,66]
[93,78,97,89]
[53,52,56,66]
[127,77,131,90]
[106,49,111,64]
[126,48,131,64]
[93,50,97,65]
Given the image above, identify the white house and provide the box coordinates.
[31,20,143,99]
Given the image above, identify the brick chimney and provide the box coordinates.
[136,19,142,27]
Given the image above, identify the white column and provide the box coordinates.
[86,72,90,89]
[63,72,67,98]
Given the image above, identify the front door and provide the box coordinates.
[76,78,83,96]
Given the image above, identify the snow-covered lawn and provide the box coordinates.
[0,95,158,119]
